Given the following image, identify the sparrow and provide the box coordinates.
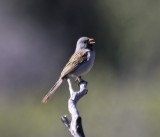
[42,37,95,103]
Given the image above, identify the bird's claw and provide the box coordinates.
[75,77,87,86]
[75,76,82,85]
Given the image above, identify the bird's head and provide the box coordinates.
[76,37,95,51]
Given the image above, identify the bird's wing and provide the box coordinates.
[60,50,88,78]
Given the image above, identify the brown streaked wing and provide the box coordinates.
[60,51,88,78]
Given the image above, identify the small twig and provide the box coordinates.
[61,78,88,137]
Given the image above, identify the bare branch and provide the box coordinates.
[61,78,88,137]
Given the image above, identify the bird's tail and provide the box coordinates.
[41,78,63,104]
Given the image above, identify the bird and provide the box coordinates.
[41,37,95,104]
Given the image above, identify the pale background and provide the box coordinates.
[0,0,160,137]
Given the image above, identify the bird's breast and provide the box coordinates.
[74,50,95,76]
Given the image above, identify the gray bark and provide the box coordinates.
[61,78,88,137]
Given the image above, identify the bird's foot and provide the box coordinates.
[75,76,82,85]
[75,76,87,86]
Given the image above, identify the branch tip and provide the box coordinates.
[62,78,87,137]
[61,115,70,128]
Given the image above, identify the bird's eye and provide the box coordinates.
[84,40,88,44]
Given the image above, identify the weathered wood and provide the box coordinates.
[61,78,88,137]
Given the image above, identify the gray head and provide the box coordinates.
[75,37,95,51]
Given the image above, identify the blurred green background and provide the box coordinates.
[0,0,160,137]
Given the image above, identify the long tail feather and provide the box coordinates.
[41,78,63,104]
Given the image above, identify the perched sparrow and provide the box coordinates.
[42,37,95,103]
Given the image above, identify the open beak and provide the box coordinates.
[88,38,95,44]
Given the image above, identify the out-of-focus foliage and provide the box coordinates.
[0,0,160,137]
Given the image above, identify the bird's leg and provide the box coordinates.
[75,76,82,84]
[75,76,88,87]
